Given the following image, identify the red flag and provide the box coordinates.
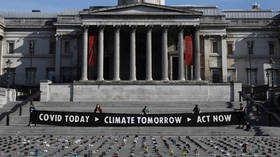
[185,36,193,66]
[89,35,97,66]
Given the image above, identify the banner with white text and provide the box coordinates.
[30,110,243,127]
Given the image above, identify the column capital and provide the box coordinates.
[161,25,169,29]
[55,33,63,39]
[129,25,137,30]
[202,34,210,39]
[82,25,89,29]
[194,25,200,30]
[145,25,153,29]
[113,25,121,29]
[221,34,227,39]
[97,25,105,30]
[176,25,185,29]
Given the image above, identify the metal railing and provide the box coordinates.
[0,90,40,126]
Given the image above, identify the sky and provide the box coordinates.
[0,0,279,12]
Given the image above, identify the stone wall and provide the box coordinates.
[40,80,242,102]
[0,87,16,107]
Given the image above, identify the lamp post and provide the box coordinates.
[6,59,12,102]
[266,70,270,87]
[247,41,253,86]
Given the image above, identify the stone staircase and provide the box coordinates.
[2,101,239,126]
[0,101,274,136]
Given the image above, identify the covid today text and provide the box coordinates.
[39,114,90,123]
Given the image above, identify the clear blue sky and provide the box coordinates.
[0,0,279,12]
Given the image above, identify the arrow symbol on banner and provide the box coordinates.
[186,117,191,122]
[94,117,99,122]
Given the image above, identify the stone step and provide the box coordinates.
[8,116,29,126]
[35,101,237,108]
[0,126,257,136]
[36,107,236,113]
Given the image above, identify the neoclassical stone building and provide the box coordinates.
[0,0,279,91]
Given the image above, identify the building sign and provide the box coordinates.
[31,110,243,127]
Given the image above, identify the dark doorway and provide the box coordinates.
[120,30,130,80]
[152,31,162,80]
[172,56,178,80]
[104,56,111,80]
[136,31,146,80]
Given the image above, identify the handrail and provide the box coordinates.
[0,90,41,125]
[239,91,280,125]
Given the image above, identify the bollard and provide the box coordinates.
[239,92,242,102]
[6,113,9,126]
[268,114,272,126]
[19,105,22,116]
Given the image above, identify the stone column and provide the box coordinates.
[162,27,169,81]
[0,36,3,75]
[130,27,136,81]
[221,35,228,82]
[203,35,211,81]
[114,27,120,81]
[97,27,104,81]
[81,26,88,81]
[178,28,185,81]
[146,27,153,81]
[55,34,62,82]
[194,26,201,81]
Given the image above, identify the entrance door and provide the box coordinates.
[104,56,111,80]
[171,56,178,80]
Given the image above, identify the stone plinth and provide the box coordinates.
[40,80,242,102]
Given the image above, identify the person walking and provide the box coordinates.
[193,104,200,115]
[94,104,102,113]
[27,102,36,127]
[239,103,246,129]
[142,106,149,115]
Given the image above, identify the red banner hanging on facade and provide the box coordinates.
[185,36,193,66]
[89,35,97,66]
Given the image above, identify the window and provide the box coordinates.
[46,68,55,81]
[247,68,257,85]
[49,40,56,54]
[227,69,236,82]
[29,40,35,54]
[211,69,222,83]
[64,41,70,54]
[25,68,36,84]
[61,67,72,83]
[247,41,254,54]
[277,70,280,86]
[227,41,233,55]
[269,42,275,56]
[5,68,15,86]
[8,41,15,54]
[212,40,218,53]
[267,69,280,87]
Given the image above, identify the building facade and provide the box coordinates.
[0,0,279,89]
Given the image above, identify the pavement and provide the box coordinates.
[0,135,279,157]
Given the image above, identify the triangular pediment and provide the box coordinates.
[85,3,202,16]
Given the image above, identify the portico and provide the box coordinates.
[79,3,202,82]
